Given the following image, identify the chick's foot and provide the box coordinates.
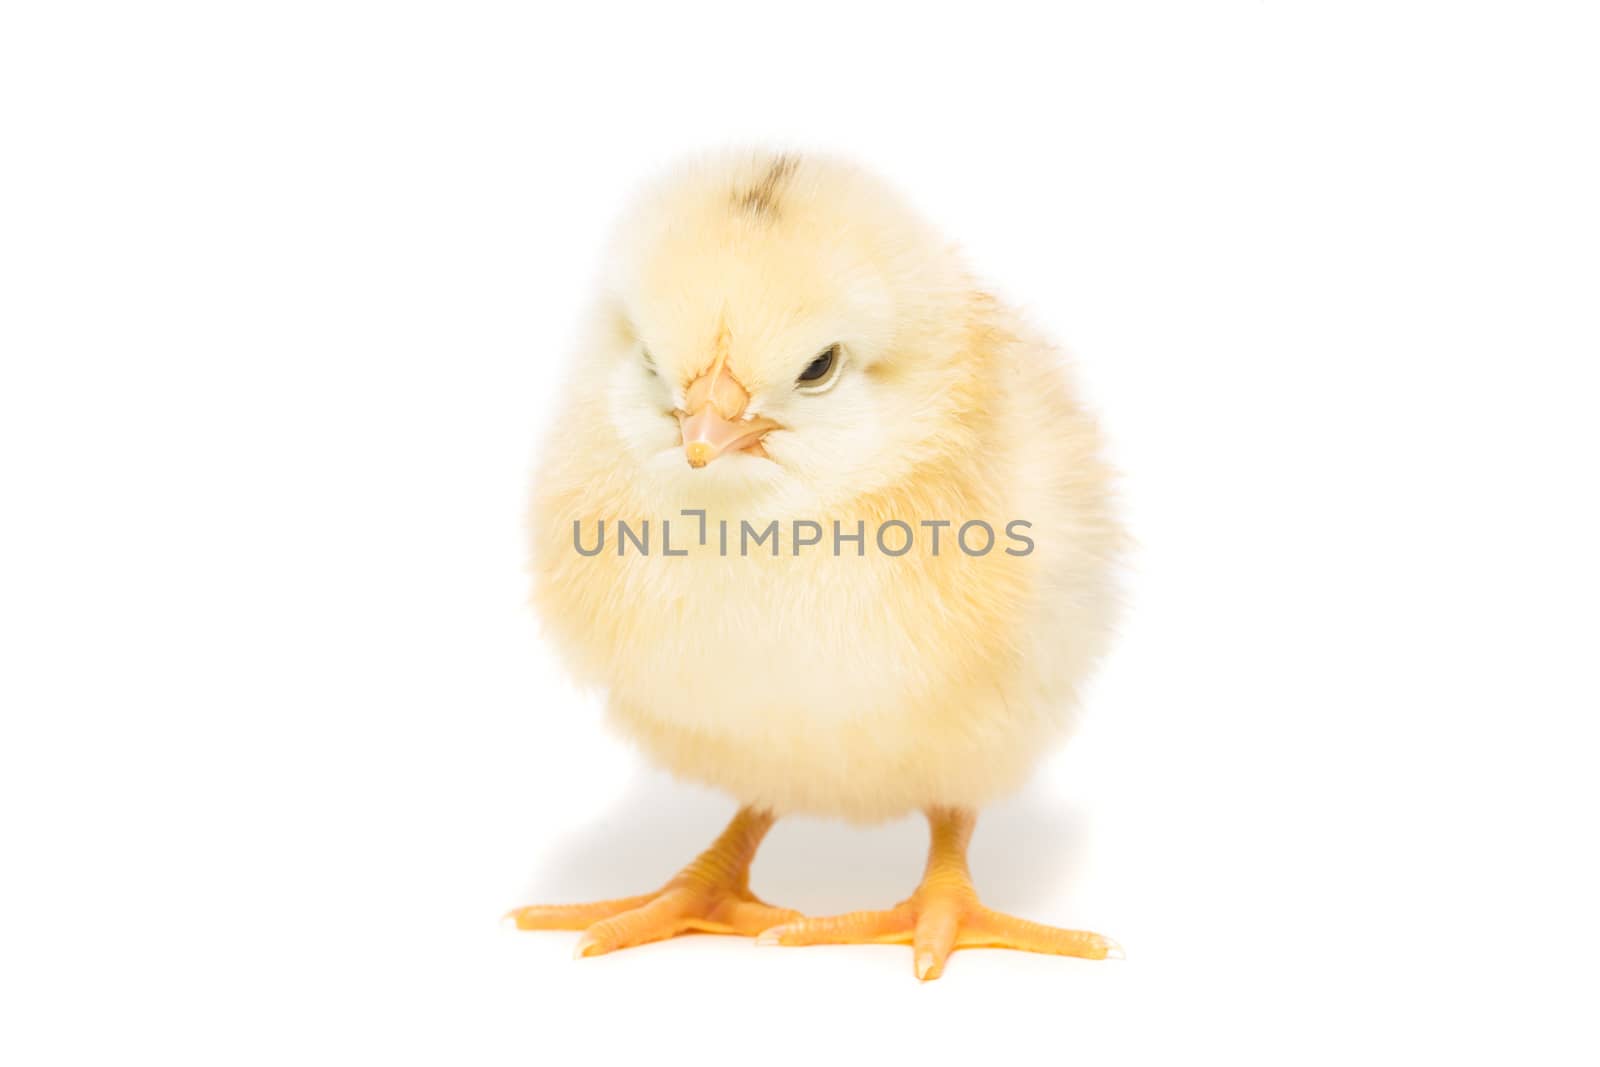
[756,806,1119,981]
[506,806,800,958]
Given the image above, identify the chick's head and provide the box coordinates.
[586,152,986,512]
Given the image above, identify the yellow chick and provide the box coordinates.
[510,151,1123,980]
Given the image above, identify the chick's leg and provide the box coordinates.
[507,806,799,958]
[758,806,1119,980]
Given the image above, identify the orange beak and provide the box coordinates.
[676,367,778,468]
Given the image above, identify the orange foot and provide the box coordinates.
[757,806,1120,980]
[507,807,799,957]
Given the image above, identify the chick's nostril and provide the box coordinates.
[709,371,750,419]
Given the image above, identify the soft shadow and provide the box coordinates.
[521,770,1091,917]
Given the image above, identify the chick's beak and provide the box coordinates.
[676,369,778,468]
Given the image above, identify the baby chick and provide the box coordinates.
[510,151,1122,979]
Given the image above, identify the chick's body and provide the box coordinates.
[516,152,1122,976]
[533,316,1116,823]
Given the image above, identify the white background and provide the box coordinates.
[3,2,1597,1063]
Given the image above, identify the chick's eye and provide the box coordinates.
[796,345,840,389]
[641,348,657,376]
